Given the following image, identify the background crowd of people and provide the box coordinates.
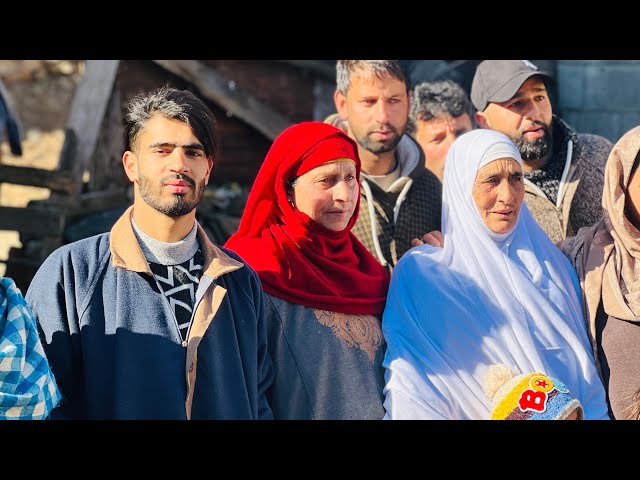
[2,59,638,420]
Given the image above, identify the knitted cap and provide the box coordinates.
[484,364,583,420]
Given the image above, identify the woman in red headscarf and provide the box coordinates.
[226,122,389,419]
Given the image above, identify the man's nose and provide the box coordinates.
[168,149,189,172]
[375,102,391,124]
[526,102,542,122]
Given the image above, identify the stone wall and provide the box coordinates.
[557,60,640,142]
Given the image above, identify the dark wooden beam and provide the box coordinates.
[66,189,130,218]
[0,165,75,194]
[0,206,64,236]
[152,60,293,141]
[25,188,130,218]
[0,256,41,269]
[275,60,336,81]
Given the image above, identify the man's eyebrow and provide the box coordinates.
[512,86,547,100]
[148,142,205,150]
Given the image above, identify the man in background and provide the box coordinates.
[326,60,442,272]
[408,79,474,181]
[471,59,613,243]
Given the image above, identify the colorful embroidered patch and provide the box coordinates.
[518,375,555,413]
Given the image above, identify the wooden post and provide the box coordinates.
[64,60,120,187]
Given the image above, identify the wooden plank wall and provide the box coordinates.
[116,60,320,186]
[2,59,332,291]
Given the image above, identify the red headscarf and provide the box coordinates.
[226,122,389,314]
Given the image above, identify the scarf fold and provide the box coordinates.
[0,277,61,419]
[226,122,389,315]
[575,126,640,325]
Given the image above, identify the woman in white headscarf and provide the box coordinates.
[381,129,609,420]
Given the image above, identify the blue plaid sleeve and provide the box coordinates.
[0,277,61,420]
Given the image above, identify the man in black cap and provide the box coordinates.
[471,60,613,243]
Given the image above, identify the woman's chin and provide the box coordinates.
[487,221,516,235]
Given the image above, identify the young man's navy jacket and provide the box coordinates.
[26,207,274,420]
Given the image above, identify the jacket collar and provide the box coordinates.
[551,115,578,166]
[110,206,243,279]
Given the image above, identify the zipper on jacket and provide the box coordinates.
[152,275,189,348]
[183,276,213,346]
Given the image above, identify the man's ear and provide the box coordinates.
[474,111,490,129]
[204,157,214,185]
[122,150,138,182]
[334,90,348,120]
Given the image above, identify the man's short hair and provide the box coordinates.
[335,60,407,95]
[123,85,219,160]
[410,80,474,123]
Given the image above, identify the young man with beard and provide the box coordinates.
[326,60,442,272]
[26,86,273,419]
[471,60,613,243]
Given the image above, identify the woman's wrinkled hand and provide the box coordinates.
[410,230,444,248]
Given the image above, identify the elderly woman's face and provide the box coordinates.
[291,159,358,231]
[626,161,640,230]
[471,157,525,234]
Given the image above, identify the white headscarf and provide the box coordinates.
[381,129,609,419]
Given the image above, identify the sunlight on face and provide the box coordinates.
[337,74,409,154]
[479,78,553,166]
[291,159,358,231]
[128,115,213,218]
[471,158,525,234]
[415,113,472,181]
